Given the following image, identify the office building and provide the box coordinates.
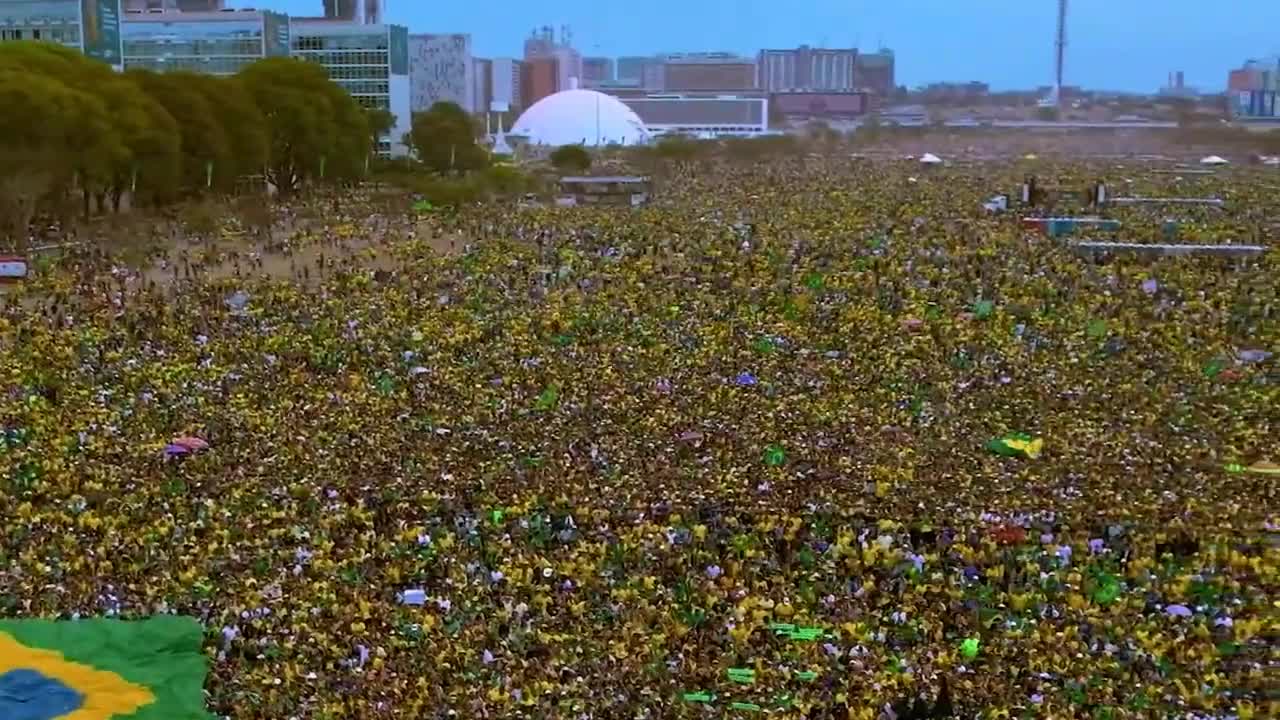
[854,49,895,95]
[291,18,411,156]
[522,25,580,97]
[472,56,491,115]
[407,32,473,112]
[757,46,857,92]
[0,0,124,68]
[582,56,613,87]
[1228,56,1279,93]
[121,7,289,75]
[661,52,755,91]
[322,0,381,25]
[521,55,557,108]
[620,94,769,137]
[615,55,649,86]
[490,57,522,111]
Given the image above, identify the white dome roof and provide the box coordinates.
[511,90,650,147]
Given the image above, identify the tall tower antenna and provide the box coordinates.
[1054,0,1067,104]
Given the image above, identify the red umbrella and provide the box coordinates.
[172,436,209,452]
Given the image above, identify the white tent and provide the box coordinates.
[919,153,943,165]
[1199,155,1229,166]
[1262,156,1280,167]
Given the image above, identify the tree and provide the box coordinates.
[128,69,232,194]
[237,58,369,196]
[183,74,268,186]
[0,70,98,246]
[323,88,371,182]
[407,101,487,174]
[0,42,131,217]
[482,164,530,195]
[365,108,396,156]
[95,77,182,210]
[550,144,592,172]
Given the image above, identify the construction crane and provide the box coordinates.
[1041,0,1068,108]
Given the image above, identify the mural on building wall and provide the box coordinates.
[409,33,473,113]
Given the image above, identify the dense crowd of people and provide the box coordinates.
[0,157,1275,719]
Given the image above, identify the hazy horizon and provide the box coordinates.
[248,0,1279,93]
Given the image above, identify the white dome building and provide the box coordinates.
[510,89,650,147]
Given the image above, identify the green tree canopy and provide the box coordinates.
[0,42,127,203]
[407,101,487,174]
[182,73,269,185]
[127,69,232,193]
[0,69,107,245]
[365,108,397,154]
[550,144,592,172]
[238,58,369,195]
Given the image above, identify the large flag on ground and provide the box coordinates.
[0,616,211,720]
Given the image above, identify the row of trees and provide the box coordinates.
[0,42,392,246]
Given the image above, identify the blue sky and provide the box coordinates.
[253,0,1279,92]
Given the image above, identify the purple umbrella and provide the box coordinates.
[164,444,191,457]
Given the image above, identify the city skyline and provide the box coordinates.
[240,0,1280,93]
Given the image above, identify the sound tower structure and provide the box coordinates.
[1054,0,1067,104]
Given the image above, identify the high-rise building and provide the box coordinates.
[615,55,648,86]
[408,33,474,112]
[854,49,895,95]
[641,60,664,91]
[522,25,580,94]
[0,0,125,68]
[1228,56,1279,93]
[122,7,290,75]
[471,56,492,115]
[521,55,557,108]
[582,56,613,87]
[291,18,411,155]
[322,0,382,25]
[757,46,857,92]
[661,52,755,91]
[490,57,522,111]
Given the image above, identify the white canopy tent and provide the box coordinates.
[1199,155,1229,166]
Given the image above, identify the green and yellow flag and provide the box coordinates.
[0,616,211,720]
[985,432,1043,459]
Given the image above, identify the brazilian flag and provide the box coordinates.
[985,432,1043,459]
[0,616,211,719]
